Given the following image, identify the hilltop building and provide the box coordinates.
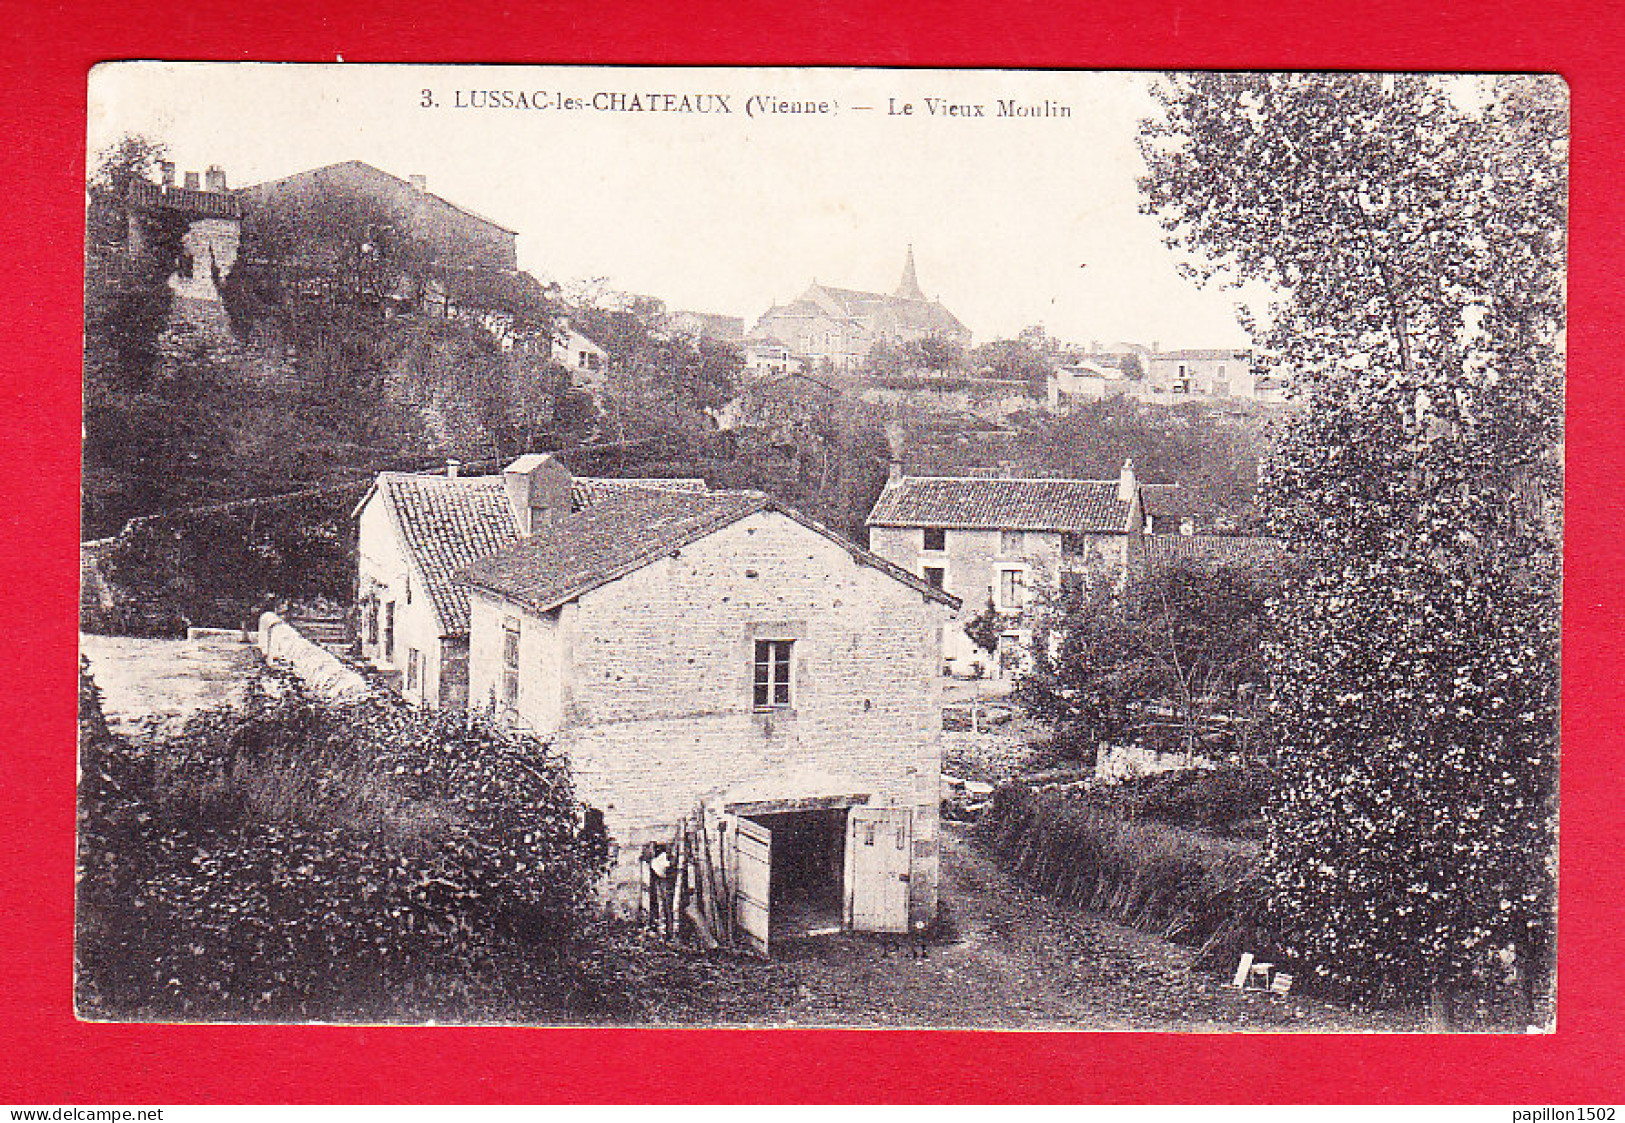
[125,162,242,338]
[749,247,971,372]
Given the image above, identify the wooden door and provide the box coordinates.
[845,806,912,934]
[732,815,772,957]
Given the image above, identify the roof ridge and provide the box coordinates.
[896,475,1119,485]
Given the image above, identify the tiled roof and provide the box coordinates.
[376,475,520,638]
[127,180,242,219]
[1153,348,1249,362]
[462,489,960,615]
[866,476,1133,533]
[371,472,708,637]
[1138,534,1285,568]
[571,476,707,506]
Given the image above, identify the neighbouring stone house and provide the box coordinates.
[750,246,971,372]
[457,483,959,943]
[352,456,705,708]
[550,320,610,391]
[1145,348,1255,400]
[1047,358,1134,410]
[668,309,746,344]
[866,460,1147,676]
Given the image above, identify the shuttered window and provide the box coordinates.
[502,619,521,710]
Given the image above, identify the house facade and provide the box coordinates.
[1145,348,1254,399]
[551,321,610,390]
[750,247,971,371]
[866,461,1146,675]
[459,486,959,940]
[352,457,704,708]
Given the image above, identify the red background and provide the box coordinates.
[4,0,1621,1102]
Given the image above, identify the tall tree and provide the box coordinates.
[1016,557,1279,761]
[1140,74,1564,1020]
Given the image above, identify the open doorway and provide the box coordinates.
[747,807,849,940]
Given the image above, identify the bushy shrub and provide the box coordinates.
[76,670,609,1021]
[972,782,1262,952]
[1090,768,1271,838]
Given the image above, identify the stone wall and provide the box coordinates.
[257,612,371,701]
[467,510,951,925]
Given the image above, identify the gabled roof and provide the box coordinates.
[1153,348,1250,362]
[1138,534,1285,568]
[866,476,1134,534]
[367,474,519,638]
[571,476,707,506]
[240,160,518,236]
[462,489,960,615]
[359,471,709,638]
[804,283,969,338]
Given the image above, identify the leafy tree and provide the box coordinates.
[902,332,964,374]
[1141,74,1563,1020]
[963,596,1017,667]
[970,333,1054,395]
[1016,558,1280,761]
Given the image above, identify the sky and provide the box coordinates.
[88,63,1278,349]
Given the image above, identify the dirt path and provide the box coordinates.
[643,823,1421,1030]
[80,633,264,740]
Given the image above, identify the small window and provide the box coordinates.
[406,648,421,693]
[1001,530,1025,555]
[998,569,1026,611]
[1061,532,1088,558]
[922,527,946,552]
[383,601,395,663]
[177,252,195,279]
[924,566,945,590]
[502,618,521,710]
[753,639,794,710]
[365,596,379,646]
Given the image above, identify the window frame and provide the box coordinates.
[996,567,1028,611]
[501,617,521,712]
[922,526,947,553]
[923,565,946,591]
[752,638,795,711]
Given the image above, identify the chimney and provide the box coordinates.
[204,165,227,192]
[183,170,200,191]
[1151,340,1161,356]
[887,458,903,484]
[445,458,461,479]
[503,454,573,536]
[1117,457,1137,503]
[409,174,427,193]
[159,161,176,187]
[1180,517,1195,536]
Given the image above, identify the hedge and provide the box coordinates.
[76,663,613,1022]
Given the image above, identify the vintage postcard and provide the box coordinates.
[78,63,1564,1030]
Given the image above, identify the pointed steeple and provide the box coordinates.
[895,244,927,302]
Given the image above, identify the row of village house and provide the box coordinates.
[350,452,1275,948]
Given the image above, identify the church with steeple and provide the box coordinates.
[747,246,971,372]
